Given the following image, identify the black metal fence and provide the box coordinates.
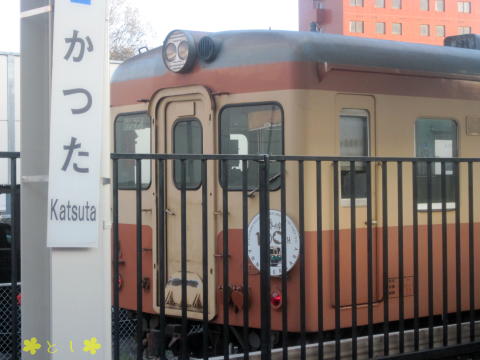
[0,152,20,360]
[110,154,480,359]
[4,150,480,358]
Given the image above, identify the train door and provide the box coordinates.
[151,86,216,320]
[114,108,155,313]
[334,94,379,306]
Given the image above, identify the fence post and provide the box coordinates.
[112,159,119,360]
[259,155,271,360]
[9,158,19,360]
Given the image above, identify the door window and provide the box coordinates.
[173,118,202,189]
[340,109,369,200]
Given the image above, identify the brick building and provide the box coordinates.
[299,0,480,45]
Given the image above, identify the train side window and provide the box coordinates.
[173,118,202,189]
[415,118,457,209]
[114,112,151,189]
[219,103,283,190]
[340,109,369,201]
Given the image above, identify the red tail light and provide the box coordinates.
[16,293,22,305]
[271,291,282,309]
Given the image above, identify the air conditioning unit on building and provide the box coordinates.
[444,34,480,50]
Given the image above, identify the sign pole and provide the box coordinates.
[21,0,112,358]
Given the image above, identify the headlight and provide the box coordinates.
[178,41,189,60]
[165,43,177,62]
[162,30,197,73]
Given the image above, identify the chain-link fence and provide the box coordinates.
[0,284,20,360]
[0,285,137,360]
[114,308,137,360]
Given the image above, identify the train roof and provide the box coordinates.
[111,30,480,83]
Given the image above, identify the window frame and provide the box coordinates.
[414,117,459,211]
[392,23,403,35]
[375,0,385,8]
[349,20,364,33]
[436,25,446,37]
[392,0,402,9]
[435,0,445,12]
[458,1,471,13]
[114,111,152,190]
[420,0,429,11]
[458,26,472,35]
[420,24,430,36]
[171,117,203,191]
[376,22,386,34]
[218,101,285,191]
[350,0,364,6]
[339,108,371,207]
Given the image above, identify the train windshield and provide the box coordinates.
[219,103,283,190]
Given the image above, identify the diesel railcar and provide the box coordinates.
[111,30,480,355]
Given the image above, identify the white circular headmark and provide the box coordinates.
[247,210,300,277]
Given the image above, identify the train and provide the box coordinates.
[111,29,480,356]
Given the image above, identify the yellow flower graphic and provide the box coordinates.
[23,337,42,355]
[83,337,102,355]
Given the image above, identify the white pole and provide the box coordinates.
[20,1,53,359]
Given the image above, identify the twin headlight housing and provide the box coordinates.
[162,30,218,73]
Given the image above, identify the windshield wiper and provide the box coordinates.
[247,172,281,198]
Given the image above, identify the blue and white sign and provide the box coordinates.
[71,0,92,5]
[47,0,108,247]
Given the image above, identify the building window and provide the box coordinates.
[415,118,458,208]
[420,24,430,36]
[349,0,364,6]
[392,23,402,35]
[114,112,151,189]
[458,26,471,34]
[435,0,445,11]
[375,0,385,8]
[349,21,364,33]
[376,22,386,34]
[458,1,471,13]
[340,109,369,200]
[420,0,429,10]
[392,0,402,9]
[219,103,283,190]
[436,25,446,36]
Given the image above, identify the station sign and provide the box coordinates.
[47,0,107,247]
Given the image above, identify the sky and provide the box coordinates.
[0,1,20,53]
[0,0,299,53]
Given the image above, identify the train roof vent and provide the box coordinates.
[444,34,480,50]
